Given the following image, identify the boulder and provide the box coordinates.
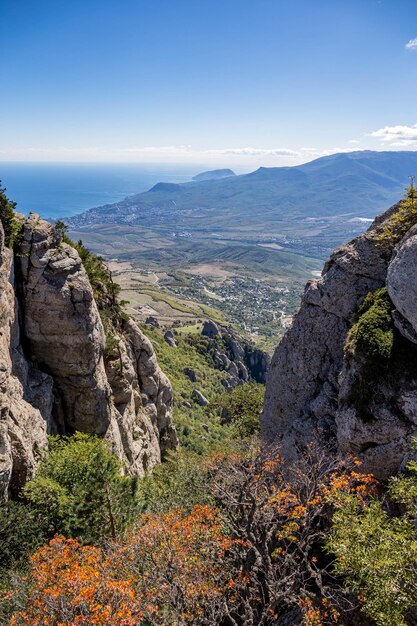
[183,367,198,382]
[192,389,209,406]
[164,330,176,347]
[387,224,417,337]
[227,361,239,378]
[202,320,220,338]
[237,361,249,382]
[218,353,231,369]
[145,316,160,328]
[230,339,245,361]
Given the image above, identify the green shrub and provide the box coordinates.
[0,500,49,571]
[25,433,139,544]
[328,446,417,625]
[344,288,396,420]
[377,183,417,246]
[214,382,264,437]
[0,184,22,248]
[345,288,394,362]
[52,219,69,241]
[141,325,233,452]
[136,449,213,514]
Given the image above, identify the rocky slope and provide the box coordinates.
[262,198,417,479]
[0,214,177,501]
[200,319,270,387]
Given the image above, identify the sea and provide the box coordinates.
[0,162,208,220]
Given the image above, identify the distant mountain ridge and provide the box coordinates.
[192,168,236,181]
[68,151,417,230]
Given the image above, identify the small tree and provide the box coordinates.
[5,535,143,626]
[208,445,377,624]
[24,433,139,543]
[0,184,22,248]
[52,219,69,241]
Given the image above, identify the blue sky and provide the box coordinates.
[1,0,417,167]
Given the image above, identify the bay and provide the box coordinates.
[0,162,208,219]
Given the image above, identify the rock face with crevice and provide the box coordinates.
[0,220,51,500]
[0,214,177,500]
[262,202,417,479]
[19,216,112,435]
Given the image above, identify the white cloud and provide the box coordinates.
[204,147,301,157]
[0,145,312,161]
[370,123,417,146]
[0,144,370,165]
[124,145,192,154]
[405,37,417,50]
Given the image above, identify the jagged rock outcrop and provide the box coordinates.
[0,220,51,500]
[262,202,417,479]
[0,214,177,499]
[19,215,112,435]
[201,321,270,386]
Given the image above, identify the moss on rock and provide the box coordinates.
[345,288,394,363]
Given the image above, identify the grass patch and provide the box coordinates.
[376,184,417,246]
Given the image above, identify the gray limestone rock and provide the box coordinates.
[262,202,417,479]
[227,361,239,378]
[218,353,231,369]
[0,222,50,500]
[237,361,249,382]
[387,224,417,336]
[192,389,209,406]
[230,339,245,361]
[202,319,220,338]
[0,215,178,498]
[164,330,176,347]
[19,214,111,435]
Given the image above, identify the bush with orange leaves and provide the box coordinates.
[5,505,233,626]
[6,535,143,626]
[206,444,378,625]
[3,445,377,626]
[107,504,234,625]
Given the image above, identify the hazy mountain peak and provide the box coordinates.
[192,168,236,181]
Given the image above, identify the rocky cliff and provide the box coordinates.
[0,214,177,501]
[200,319,270,387]
[262,197,417,479]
